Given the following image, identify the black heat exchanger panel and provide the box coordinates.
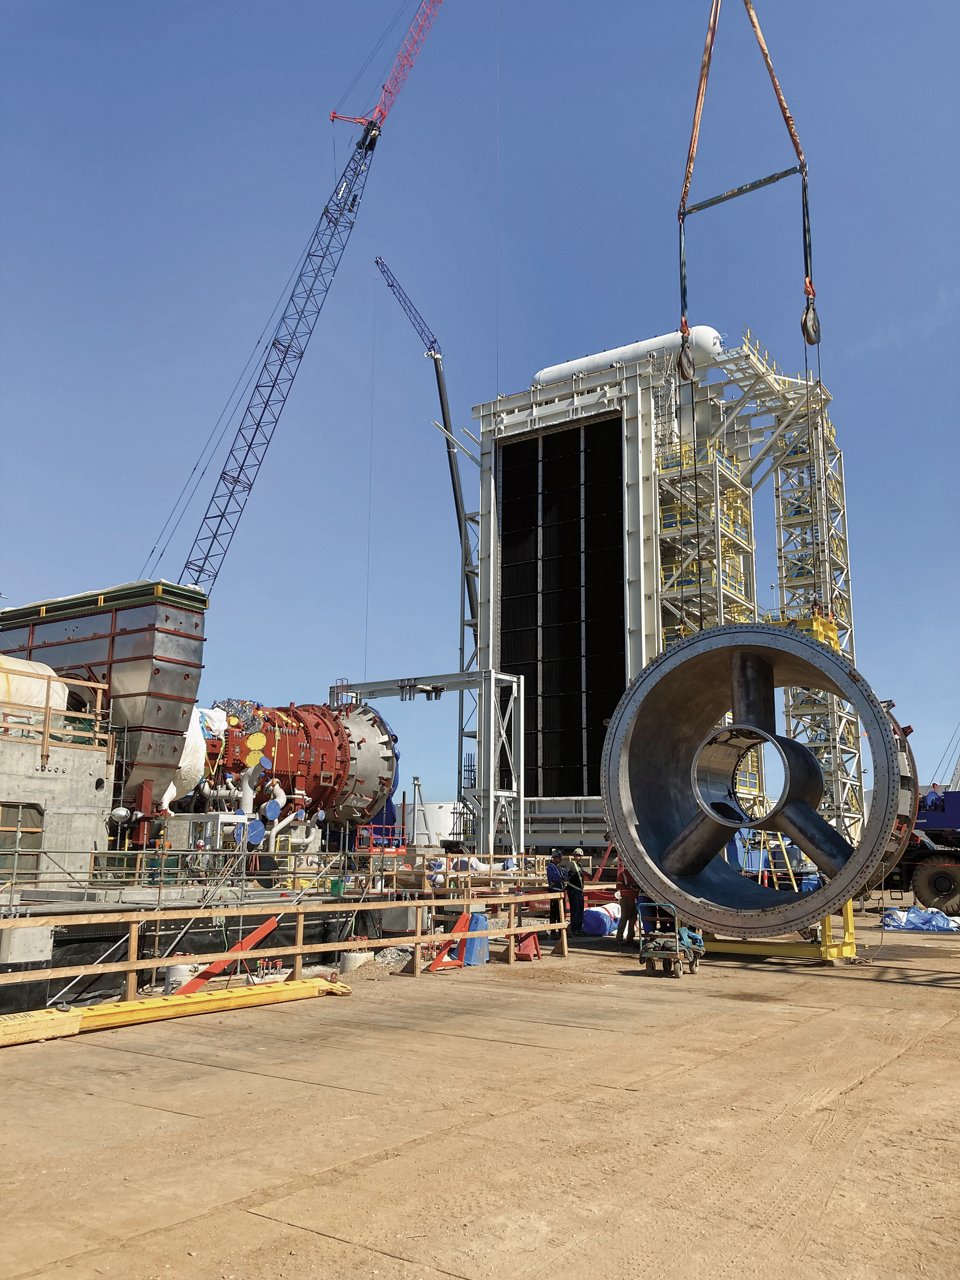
[497,416,625,798]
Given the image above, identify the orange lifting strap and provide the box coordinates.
[677,0,819,361]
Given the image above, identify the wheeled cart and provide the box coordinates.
[638,903,705,978]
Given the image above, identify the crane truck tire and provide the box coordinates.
[911,855,960,916]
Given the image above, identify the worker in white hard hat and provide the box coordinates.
[925,783,945,812]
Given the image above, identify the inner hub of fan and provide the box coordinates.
[692,725,788,827]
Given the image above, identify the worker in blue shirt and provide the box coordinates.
[546,850,567,936]
[924,785,945,812]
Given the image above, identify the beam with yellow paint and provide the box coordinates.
[0,977,350,1047]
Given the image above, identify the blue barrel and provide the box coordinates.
[462,912,490,966]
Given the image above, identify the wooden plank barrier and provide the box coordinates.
[0,891,569,991]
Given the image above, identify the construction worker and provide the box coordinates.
[615,861,638,945]
[925,784,946,812]
[566,849,586,934]
[546,850,567,937]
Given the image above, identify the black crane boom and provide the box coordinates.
[375,256,477,625]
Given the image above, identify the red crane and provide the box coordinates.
[331,1,443,129]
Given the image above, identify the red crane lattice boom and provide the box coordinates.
[331,0,444,127]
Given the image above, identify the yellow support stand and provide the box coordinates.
[819,899,857,962]
[706,900,856,964]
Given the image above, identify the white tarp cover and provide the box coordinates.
[0,654,67,712]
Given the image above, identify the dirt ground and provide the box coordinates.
[3,909,960,1280]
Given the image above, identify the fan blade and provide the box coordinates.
[730,652,776,734]
[774,800,854,877]
[662,810,734,877]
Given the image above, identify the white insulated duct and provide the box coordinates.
[200,781,240,802]
[262,778,287,812]
[239,756,268,815]
[533,325,723,386]
[159,705,207,812]
[267,809,299,853]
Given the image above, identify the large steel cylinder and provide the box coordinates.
[601,624,918,936]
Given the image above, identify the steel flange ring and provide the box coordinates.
[600,624,918,937]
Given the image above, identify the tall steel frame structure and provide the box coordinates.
[475,340,690,850]
[654,364,757,644]
[330,669,523,860]
[472,325,861,850]
[713,333,862,841]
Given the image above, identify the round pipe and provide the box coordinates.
[534,325,722,385]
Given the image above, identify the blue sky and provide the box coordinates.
[2,1,957,798]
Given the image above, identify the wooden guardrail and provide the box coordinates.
[0,891,569,998]
[0,668,112,764]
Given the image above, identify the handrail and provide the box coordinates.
[0,889,569,990]
[0,667,112,762]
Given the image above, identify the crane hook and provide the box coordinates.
[801,280,821,346]
[677,328,696,381]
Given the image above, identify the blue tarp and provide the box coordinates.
[882,907,960,932]
[582,905,619,936]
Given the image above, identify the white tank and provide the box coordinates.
[406,800,458,846]
[533,325,723,386]
[0,654,67,711]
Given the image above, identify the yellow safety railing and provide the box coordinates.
[657,439,741,480]
[762,609,840,652]
[660,564,748,600]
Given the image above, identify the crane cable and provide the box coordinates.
[331,0,416,120]
[678,0,722,227]
[742,0,819,344]
[361,283,379,681]
[931,716,960,788]
[742,0,806,170]
[672,1,824,643]
[677,0,819,367]
[139,232,316,581]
